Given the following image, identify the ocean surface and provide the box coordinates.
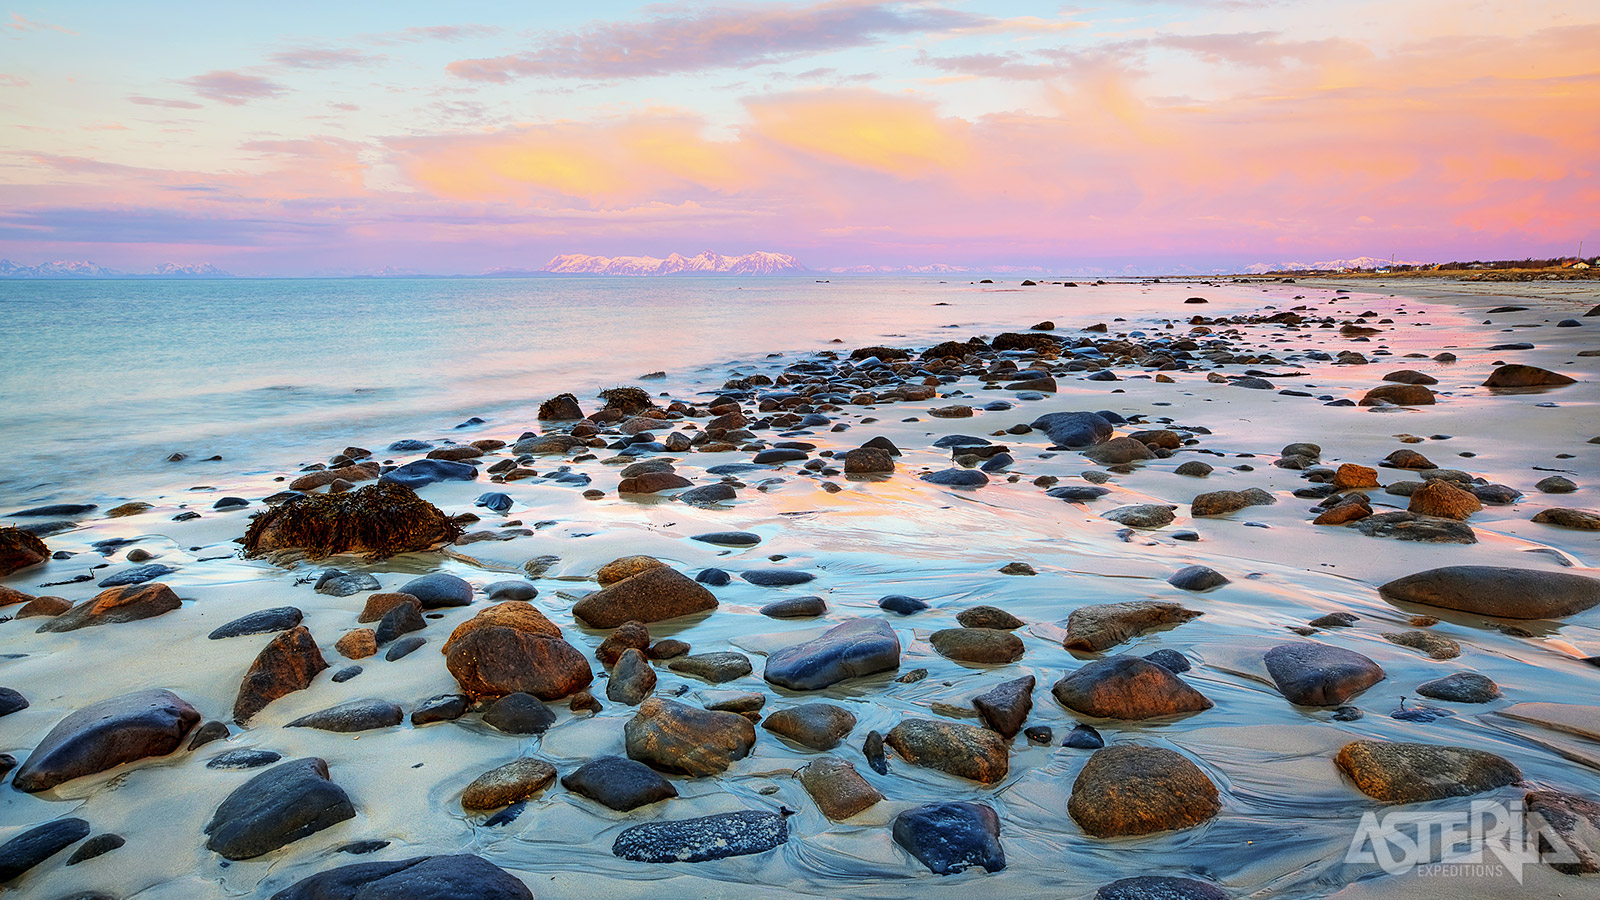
[0,276,1253,508]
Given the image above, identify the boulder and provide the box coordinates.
[843,448,895,474]
[612,810,788,864]
[0,526,48,577]
[1263,642,1385,706]
[1191,488,1275,517]
[957,606,1024,630]
[598,556,667,585]
[289,462,381,492]
[1082,437,1156,465]
[1354,511,1476,543]
[36,582,181,633]
[1532,508,1600,530]
[460,758,556,812]
[618,472,693,494]
[241,482,461,559]
[286,699,403,733]
[1334,740,1520,803]
[763,618,900,690]
[12,690,199,792]
[666,651,752,683]
[561,755,678,811]
[1168,565,1229,591]
[1031,412,1115,449]
[929,628,1024,664]
[538,393,584,420]
[573,566,717,628]
[762,703,857,751]
[1101,505,1176,528]
[885,718,1008,784]
[396,573,473,609]
[595,620,651,666]
[893,802,1005,875]
[446,622,592,701]
[1052,656,1213,720]
[920,468,989,487]
[973,676,1035,739]
[267,855,532,900]
[210,607,304,640]
[799,757,882,820]
[1096,876,1230,900]
[442,601,562,655]
[205,757,356,860]
[481,693,556,734]
[1332,464,1380,490]
[1361,384,1436,406]
[1407,481,1481,519]
[234,626,328,724]
[1379,566,1600,619]
[624,699,756,776]
[1063,601,1203,652]
[0,818,89,883]
[1069,746,1220,837]
[1523,791,1600,875]
[380,459,478,489]
[1482,364,1575,388]
[1416,672,1500,703]
[607,648,657,705]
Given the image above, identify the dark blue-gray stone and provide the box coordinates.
[705,464,762,475]
[410,694,469,726]
[741,569,815,587]
[764,618,901,690]
[1416,672,1500,703]
[1263,642,1385,706]
[396,573,473,608]
[893,802,1005,875]
[204,757,356,860]
[207,749,283,770]
[691,531,761,547]
[386,440,433,452]
[209,607,303,640]
[1143,649,1192,673]
[753,449,808,464]
[0,817,89,883]
[375,600,425,645]
[384,636,425,661]
[696,567,731,586]
[1064,723,1104,749]
[1167,565,1229,592]
[481,693,555,735]
[331,666,362,683]
[680,484,738,504]
[1030,411,1114,448]
[475,492,513,513]
[314,570,380,597]
[921,468,989,487]
[6,504,96,518]
[879,595,929,615]
[979,453,1014,472]
[1096,876,1230,900]
[933,435,992,448]
[561,755,678,811]
[12,689,200,792]
[1048,485,1111,502]
[287,700,403,733]
[484,581,538,602]
[380,459,477,489]
[0,688,27,718]
[612,810,788,863]
[214,497,250,510]
[760,596,826,618]
[267,855,533,900]
[96,563,176,587]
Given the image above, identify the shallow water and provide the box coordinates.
[1,278,1598,899]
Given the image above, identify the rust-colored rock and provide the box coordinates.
[234,625,329,724]
[885,718,1009,784]
[241,481,461,559]
[1482,364,1575,388]
[16,595,72,618]
[573,566,718,628]
[1361,384,1436,406]
[1314,495,1372,525]
[800,757,883,820]
[461,758,557,812]
[1335,740,1520,803]
[37,582,182,633]
[0,526,48,577]
[843,448,895,475]
[597,555,666,586]
[1052,655,1213,720]
[441,601,562,656]
[444,626,592,701]
[288,462,381,492]
[358,592,420,623]
[1407,481,1482,520]
[618,472,694,494]
[623,698,756,776]
[1069,745,1220,837]
[0,584,36,608]
[596,620,652,667]
[334,629,377,659]
[1333,464,1380,490]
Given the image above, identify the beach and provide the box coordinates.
[1,276,1598,899]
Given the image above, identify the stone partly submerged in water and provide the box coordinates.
[561,755,678,811]
[204,757,356,860]
[572,566,718,628]
[1263,642,1386,707]
[241,482,462,559]
[611,810,789,863]
[1096,876,1231,900]
[12,689,200,792]
[1052,656,1213,720]
[267,855,534,900]
[885,718,1009,784]
[1379,565,1600,619]
[1062,601,1203,652]
[1068,745,1221,837]
[799,757,883,820]
[1334,740,1521,803]
[1481,364,1576,388]
[764,618,901,690]
[893,802,1006,875]
[36,582,182,633]
[1030,412,1115,449]
[624,699,756,777]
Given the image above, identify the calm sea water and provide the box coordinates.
[0,276,1253,506]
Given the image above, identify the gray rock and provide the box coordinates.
[666,651,752,683]
[893,802,1005,875]
[612,810,789,863]
[562,755,677,811]
[1167,565,1229,591]
[209,607,303,639]
[396,573,474,609]
[1263,642,1385,706]
[204,757,356,860]
[1416,672,1500,703]
[764,618,901,690]
[267,855,533,900]
[1379,565,1600,618]
[0,817,89,883]
[12,689,199,792]
[286,699,403,733]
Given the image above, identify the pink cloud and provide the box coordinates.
[268,47,382,69]
[6,13,75,35]
[128,95,204,110]
[181,70,287,105]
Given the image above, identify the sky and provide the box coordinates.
[1,0,1596,275]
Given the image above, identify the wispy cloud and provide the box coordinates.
[128,95,204,110]
[181,70,287,105]
[0,72,28,87]
[448,0,987,82]
[268,46,382,69]
[368,24,499,45]
[6,12,75,35]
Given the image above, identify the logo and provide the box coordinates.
[1345,800,1580,882]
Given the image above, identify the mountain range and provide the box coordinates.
[538,251,804,276]
[1242,257,1424,274]
[0,259,231,278]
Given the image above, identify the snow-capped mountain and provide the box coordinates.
[0,259,232,278]
[1243,257,1425,274]
[540,251,804,275]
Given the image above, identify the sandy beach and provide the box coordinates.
[2,277,1598,899]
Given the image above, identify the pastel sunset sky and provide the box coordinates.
[1,1,1596,274]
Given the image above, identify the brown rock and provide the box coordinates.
[930,628,1025,664]
[358,592,419,623]
[461,758,557,812]
[1361,384,1436,406]
[106,501,153,517]
[762,703,857,751]
[1381,630,1461,659]
[843,447,895,475]
[956,606,1025,630]
[38,582,182,633]
[573,566,718,628]
[623,698,756,777]
[1063,601,1202,652]
[1524,790,1600,874]
[1384,448,1435,469]
[1407,481,1482,520]
[1335,740,1520,803]
[596,620,652,666]
[973,676,1035,739]
[800,757,883,820]
[444,626,593,701]
[597,555,666,586]
[1314,495,1372,525]
[441,601,562,656]
[1069,745,1220,837]
[0,584,36,607]
[241,481,461,559]
[288,462,381,492]
[233,626,329,724]
[1482,364,1576,388]
[607,648,657,705]
[1190,488,1275,516]
[16,595,71,618]
[334,629,377,659]
[618,472,693,494]
[0,526,49,577]
[1382,370,1438,385]
[885,718,1008,784]
[1052,655,1213,720]
[1532,508,1600,530]
[1333,464,1380,490]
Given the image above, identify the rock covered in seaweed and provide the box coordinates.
[241,481,461,559]
[0,526,49,577]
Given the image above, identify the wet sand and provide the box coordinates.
[1,278,1597,899]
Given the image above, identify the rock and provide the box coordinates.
[396,573,473,609]
[267,854,533,900]
[1064,723,1105,749]
[893,802,1005,875]
[680,484,737,504]
[234,626,328,724]
[930,628,1024,664]
[619,472,693,493]
[1482,364,1575,388]
[1417,672,1500,703]
[539,392,584,420]
[335,629,377,660]
[764,618,901,690]
[1101,504,1176,528]
[648,639,690,659]
[315,570,380,597]
[380,459,478,489]
[36,582,181,633]
[0,688,26,719]
[1333,464,1380,490]
[1048,485,1112,502]
[1523,791,1600,875]
[1143,649,1191,673]
[1383,630,1461,660]
[1052,655,1213,720]
[1334,740,1520,803]
[799,757,881,820]
[1082,437,1156,466]
[1533,507,1600,530]
[762,703,857,750]
[1263,642,1384,706]
[1191,488,1275,516]
[573,566,717,628]
[287,699,403,733]
[885,718,1008,784]
[999,561,1037,575]
[1070,745,1219,837]
[357,592,418,622]
[481,693,556,734]
[1096,876,1231,900]
[607,649,657,705]
[1356,511,1477,543]
[444,601,562,654]
[242,482,461,559]
[667,652,752,683]
[484,580,538,602]
[96,562,177,587]
[596,620,651,666]
[958,606,1024,629]
[461,758,556,811]
[14,595,70,618]
[445,620,593,701]
[12,689,198,793]
[1174,461,1213,478]
[0,526,49,577]
[562,755,678,811]
[290,462,381,492]
[1361,384,1436,405]
[0,817,89,883]
[598,556,666,585]
[512,433,586,455]
[973,676,1034,739]
[843,448,895,474]
[1383,370,1438,386]
[208,749,282,770]
[612,810,788,864]
[1167,565,1228,591]
[205,757,356,860]
[1379,565,1600,618]
[187,720,230,749]
[760,595,826,618]
[1536,475,1578,493]
[1031,412,1115,449]
[879,594,929,614]
[624,699,756,776]
[690,531,760,547]
[375,600,425,646]
[411,694,470,726]
[1063,601,1203,652]
[1384,448,1436,469]
[920,468,990,487]
[1407,481,1481,519]
[65,832,124,865]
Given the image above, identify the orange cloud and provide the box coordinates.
[744,89,969,176]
